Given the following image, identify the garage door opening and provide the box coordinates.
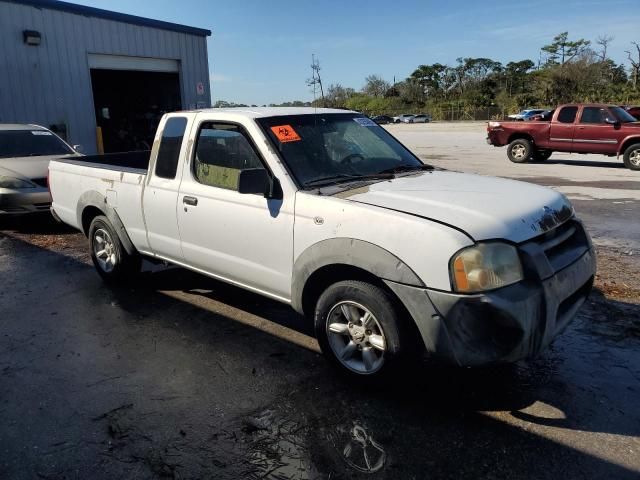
[90,69,181,153]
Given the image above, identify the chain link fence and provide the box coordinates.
[363,106,507,121]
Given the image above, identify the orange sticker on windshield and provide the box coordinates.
[271,125,301,143]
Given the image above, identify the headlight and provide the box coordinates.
[451,243,523,293]
[0,176,36,189]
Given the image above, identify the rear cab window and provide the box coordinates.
[557,107,578,124]
[155,117,188,179]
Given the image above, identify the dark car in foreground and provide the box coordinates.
[371,115,393,125]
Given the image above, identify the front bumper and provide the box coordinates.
[385,224,596,366]
[0,188,52,214]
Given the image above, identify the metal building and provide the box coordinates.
[0,0,211,153]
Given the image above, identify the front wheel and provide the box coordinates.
[623,143,640,170]
[89,215,141,284]
[314,280,411,379]
[507,138,532,163]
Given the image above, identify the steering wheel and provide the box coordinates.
[340,153,365,165]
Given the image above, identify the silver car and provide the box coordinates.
[412,114,431,123]
[0,124,78,214]
[393,114,415,124]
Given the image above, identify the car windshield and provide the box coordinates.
[610,107,638,123]
[0,130,73,159]
[257,113,429,188]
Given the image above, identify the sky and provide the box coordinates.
[75,0,640,105]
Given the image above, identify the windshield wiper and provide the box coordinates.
[378,164,433,175]
[302,172,394,188]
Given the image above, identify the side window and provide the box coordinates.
[580,107,606,124]
[155,117,187,179]
[193,123,265,191]
[557,107,578,124]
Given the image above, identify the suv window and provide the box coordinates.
[580,107,607,124]
[193,123,264,191]
[155,117,187,179]
[557,106,578,124]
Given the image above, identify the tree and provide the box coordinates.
[626,42,640,90]
[325,84,356,108]
[596,35,614,62]
[542,32,591,65]
[362,75,390,97]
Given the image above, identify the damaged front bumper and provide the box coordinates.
[386,220,596,366]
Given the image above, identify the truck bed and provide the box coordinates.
[57,151,150,173]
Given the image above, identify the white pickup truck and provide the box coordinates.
[49,108,596,379]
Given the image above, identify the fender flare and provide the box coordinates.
[291,238,424,314]
[76,190,137,256]
[618,135,640,157]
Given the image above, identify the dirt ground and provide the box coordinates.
[1,124,639,479]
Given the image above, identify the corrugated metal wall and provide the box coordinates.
[0,1,211,153]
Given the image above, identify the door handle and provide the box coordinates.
[183,196,198,206]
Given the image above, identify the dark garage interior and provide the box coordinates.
[90,69,182,153]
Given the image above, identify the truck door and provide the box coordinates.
[573,106,621,154]
[142,115,192,261]
[549,106,578,151]
[176,121,294,301]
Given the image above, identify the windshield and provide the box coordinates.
[0,130,73,159]
[257,113,428,187]
[610,107,638,123]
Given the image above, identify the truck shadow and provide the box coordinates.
[544,158,626,168]
[0,212,78,235]
[1,235,639,479]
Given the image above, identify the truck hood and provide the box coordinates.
[337,171,572,243]
[0,154,74,180]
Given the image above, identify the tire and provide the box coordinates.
[507,138,532,163]
[314,280,412,380]
[89,215,141,284]
[623,143,640,170]
[532,150,552,162]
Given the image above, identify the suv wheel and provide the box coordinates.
[623,143,640,170]
[89,215,141,284]
[507,138,532,163]
[314,280,410,379]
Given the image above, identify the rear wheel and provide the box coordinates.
[623,143,640,170]
[89,215,141,284]
[314,280,412,380]
[507,138,532,163]
[532,150,552,162]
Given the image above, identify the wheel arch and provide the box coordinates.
[618,136,640,157]
[291,238,425,317]
[507,132,535,145]
[77,191,137,256]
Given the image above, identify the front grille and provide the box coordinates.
[31,177,48,188]
[532,219,589,274]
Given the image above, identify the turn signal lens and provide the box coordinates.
[451,243,523,293]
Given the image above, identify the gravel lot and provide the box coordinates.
[1,122,639,479]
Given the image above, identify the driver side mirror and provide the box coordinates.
[605,117,619,126]
[73,144,84,153]
[237,168,283,200]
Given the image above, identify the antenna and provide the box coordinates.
[307,54,325,108]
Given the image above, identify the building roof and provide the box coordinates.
[5,0,211,37]
[196,107,358,118]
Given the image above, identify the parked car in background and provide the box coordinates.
[393,114,415,123]
[487,104,640,169]
[0,124,79,214]
[371,115,393,125]
[507,109,547,121]
[412,114,431,123]
[49,107,595,379]
[624,106,640,120]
